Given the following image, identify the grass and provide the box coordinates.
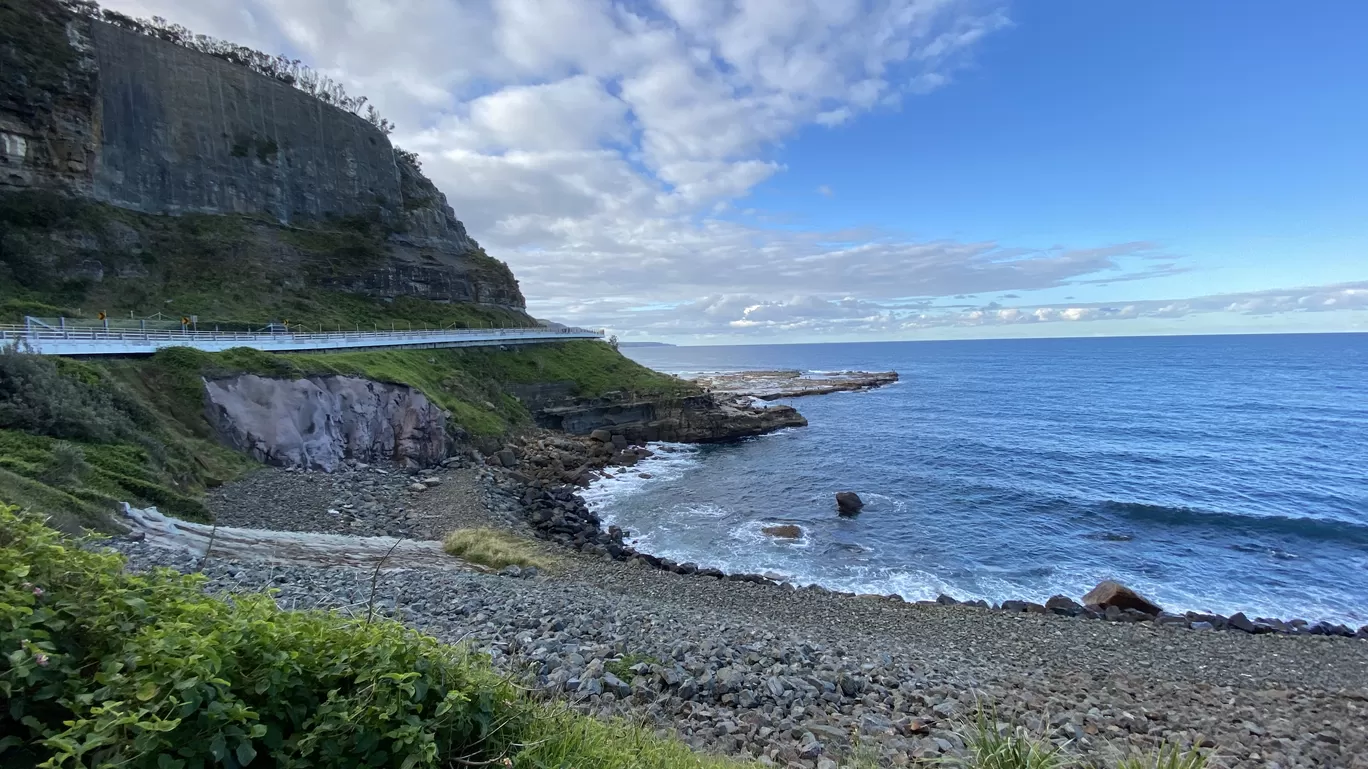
[283,341,697,436]
[1114,743,1213,769]
[604,652,667,682]
[0,337,690,531]
[0,190,531,330]
[0,351,255,531]
[944,709,1215,769]
[443,528,552,571]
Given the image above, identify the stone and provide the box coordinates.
[496,449,518,468]
[1045,595,1083,616]
[1228,612,1258,633]
[762,524,803,539]
[835,491,864,516]
[204,375,449,472]
[408,483,426,492]
[935,594,960,606]
[590,429,613,443]
[1080,580,1162,616]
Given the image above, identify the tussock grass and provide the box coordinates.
[443,527,551,571]
[1115,743,1212,769]
[943,708,1216,769]
[947,709,1070,769]
[513,707,754,769]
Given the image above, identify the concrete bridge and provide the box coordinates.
[0,322,604,357]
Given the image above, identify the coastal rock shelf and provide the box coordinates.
[689,369,899,399]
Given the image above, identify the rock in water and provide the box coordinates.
[836,491,864,516]
[1081,580,1162,616]
[762,524,803,539]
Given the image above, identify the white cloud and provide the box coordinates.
[96,0,1365,341]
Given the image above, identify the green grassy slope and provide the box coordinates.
[0,190,530,330]
[0,342,697,530]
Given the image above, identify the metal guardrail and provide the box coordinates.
[0,324,605,357]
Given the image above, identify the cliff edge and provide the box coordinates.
[0,0,524,315]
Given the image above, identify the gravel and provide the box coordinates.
[111,466,1368,769]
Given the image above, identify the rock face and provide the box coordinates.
[1081,580,1162,616]
[203,375,449,471]
[836,492,864,516]
[0,1,524,309]
[691,370,900,400]
[520,390,807,444]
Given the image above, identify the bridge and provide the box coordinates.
[0,321,605,357]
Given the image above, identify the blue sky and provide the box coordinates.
[751,2,1368,305]
[110,0,1368,341]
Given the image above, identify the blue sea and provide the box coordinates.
[588,334,1368,625]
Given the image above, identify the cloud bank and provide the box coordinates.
[103,0,1366,340]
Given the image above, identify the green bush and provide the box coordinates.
[0,504,524,768]
[0,505,756,769]
[0,353,153,445]
[39,442,88,486]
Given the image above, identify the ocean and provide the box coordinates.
[586,333,1368,625]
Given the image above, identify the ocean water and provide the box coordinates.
[587,334,1368,625]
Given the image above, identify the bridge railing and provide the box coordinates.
[0,323,605,356]
[0,324,603,343]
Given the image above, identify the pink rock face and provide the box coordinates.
[204,374,448,471]
[1081,580,1163,615]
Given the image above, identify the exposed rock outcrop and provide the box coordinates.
[691,370,900,400]
[1081,580,1163,616]
[521,391,807,444]
[836,492,864,516]
[203,374,449,471]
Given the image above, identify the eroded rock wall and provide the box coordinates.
[203,374,449,471]
[0,2,524,309]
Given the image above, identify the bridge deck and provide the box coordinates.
[0,325,604,357]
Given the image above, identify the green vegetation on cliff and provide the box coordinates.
[0,506,751,769]
[0,191,528,330]
[0,342,695,530]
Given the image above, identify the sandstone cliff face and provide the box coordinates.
[203,375,449,472]
[0,1,522,309]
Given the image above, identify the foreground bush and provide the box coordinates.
[0,506,744,768]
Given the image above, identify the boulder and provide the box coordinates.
[1080,580,1162,616]
[495,449,518,468]
[762,524,803,539]
[589,429,613,443]
[835,491,864,516]
[1045,595,1084,616]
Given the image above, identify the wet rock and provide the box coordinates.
[763,524,803,539]
[1045,595,1084,616]
[835,491,864,516]
[1080,580,1162,616]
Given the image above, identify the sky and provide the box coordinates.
[103,0,1368,343]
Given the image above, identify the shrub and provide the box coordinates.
[443,528,550,571]
[0,505,755,768]
[39,441,88,486]
[0,353,152,445]
[0,505,525,768]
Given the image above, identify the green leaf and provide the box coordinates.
[235,740,257,766]
[136,681,159,701]
[210,734,227,761]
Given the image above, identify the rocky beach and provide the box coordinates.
[110,436,1368,769]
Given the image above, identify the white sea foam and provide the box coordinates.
[580,442,701,521]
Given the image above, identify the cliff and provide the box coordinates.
[0,0,524,316]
